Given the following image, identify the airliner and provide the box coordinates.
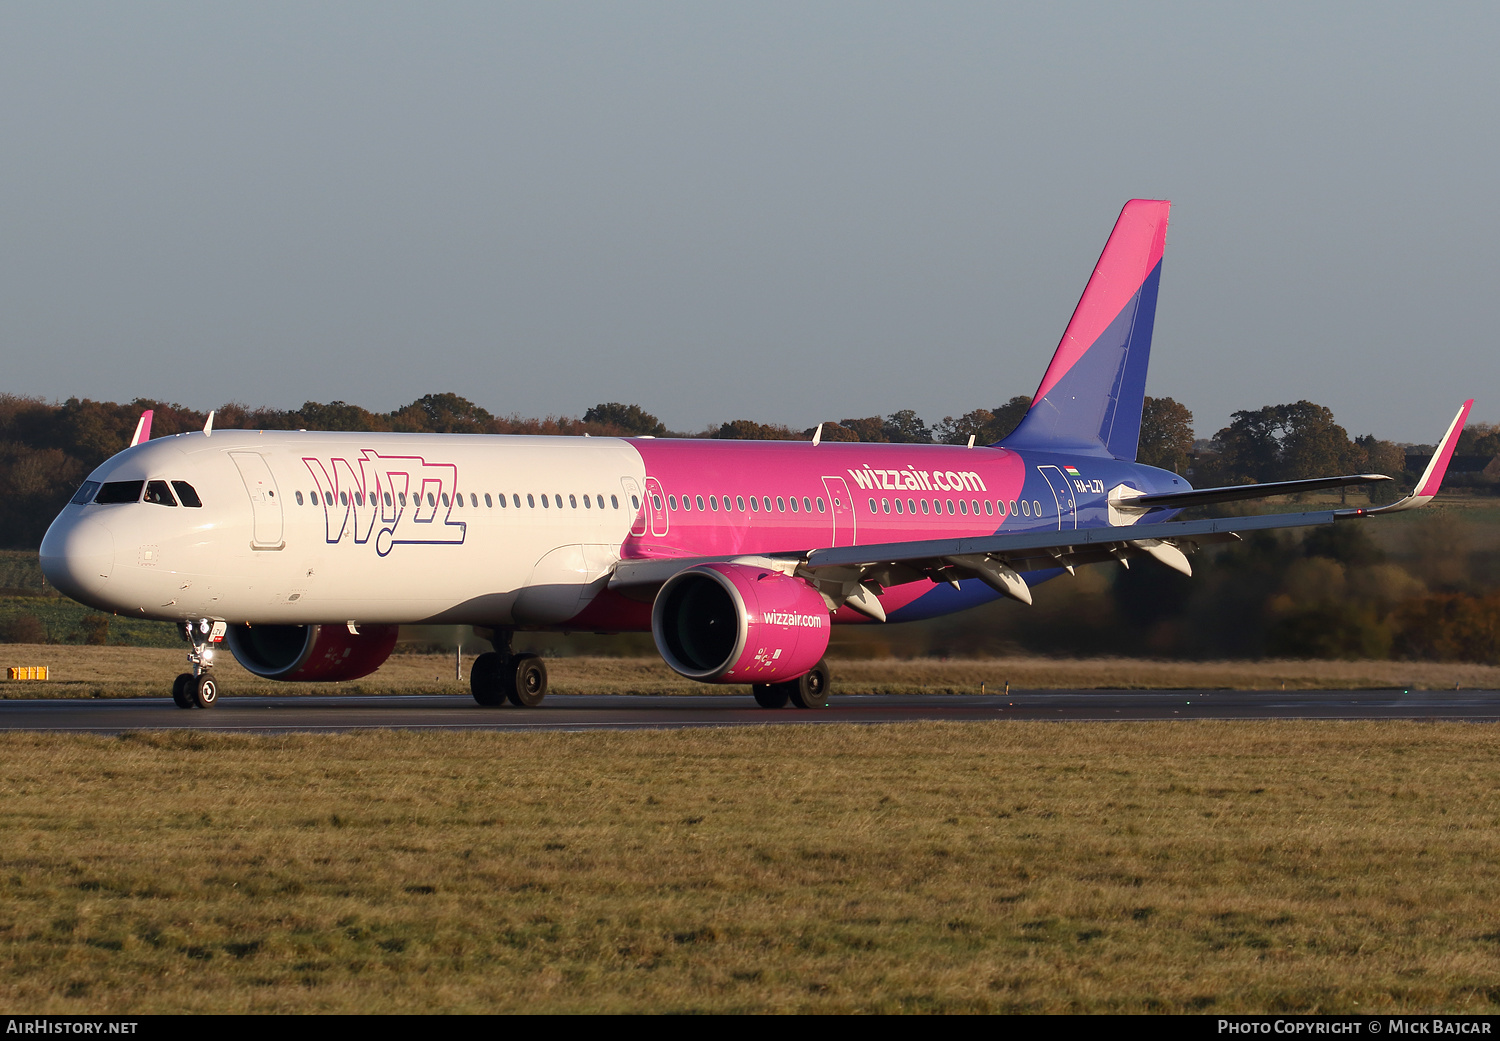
[38,200,1471,709]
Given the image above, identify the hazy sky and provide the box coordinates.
[2,2,1495,442]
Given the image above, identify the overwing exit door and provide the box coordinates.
[821,476,856,546]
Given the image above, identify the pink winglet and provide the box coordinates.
[1416,399,1473,497]
[1032,199,1170,405]
[129,410,154,447]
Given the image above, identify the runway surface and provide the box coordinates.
[2,689,1499,733]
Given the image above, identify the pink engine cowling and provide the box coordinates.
[651,563,830,683]
[224,623,399,682]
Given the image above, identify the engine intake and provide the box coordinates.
[225,623,398,682]
[652,563,830,683]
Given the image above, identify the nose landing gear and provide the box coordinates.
[173,619,225,709]
[469,630,549,707]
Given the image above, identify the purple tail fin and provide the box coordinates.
[1001,199,1170,459]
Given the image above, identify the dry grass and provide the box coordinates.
[2,646,1499,700]
[2,723,1499,1013]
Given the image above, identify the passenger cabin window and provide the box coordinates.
[144,481,177,507]
[295,491,304,505]
[610,495,618,509]
[71,481,101,505]
[94,481,144,505]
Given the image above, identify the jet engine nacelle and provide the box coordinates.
[225,623,399,682]
[651,563,830,684]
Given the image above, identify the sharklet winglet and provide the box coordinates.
[1341,400,1473,516]
[128,410,154,447]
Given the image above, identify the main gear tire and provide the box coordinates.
[470,651,511,707]
[789,660,831,710]
[508,653,548,707]
[752,683,790,709]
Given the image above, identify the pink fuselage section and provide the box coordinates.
[570,437,1152,631]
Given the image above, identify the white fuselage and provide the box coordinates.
[41,430,645,627]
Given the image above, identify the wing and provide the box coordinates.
[610,402,1472,619]
[1118,473,1389,511]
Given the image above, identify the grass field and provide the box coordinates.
[2,723,1499,1013]
[3,645,1500,699]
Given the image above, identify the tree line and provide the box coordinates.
[0,390,1487,549]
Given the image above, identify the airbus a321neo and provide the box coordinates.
[39,200,1471,709]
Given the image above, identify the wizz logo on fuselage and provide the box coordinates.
[303,450,466,556]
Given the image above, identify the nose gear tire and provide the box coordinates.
[191,674,218,708]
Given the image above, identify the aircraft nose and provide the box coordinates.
[39,516,115,604]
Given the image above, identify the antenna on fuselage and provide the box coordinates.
[203,411,215,438]
[967,434,976,448]
[812,423,823,447]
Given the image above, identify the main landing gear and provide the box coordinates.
[172,619,225,709]
[470,630,548,707]
[752,659,832,710]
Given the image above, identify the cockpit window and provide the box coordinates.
[144,480,177,507]
[171,481,203,508]
[94,481,144,504]
[70,481,101,505]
